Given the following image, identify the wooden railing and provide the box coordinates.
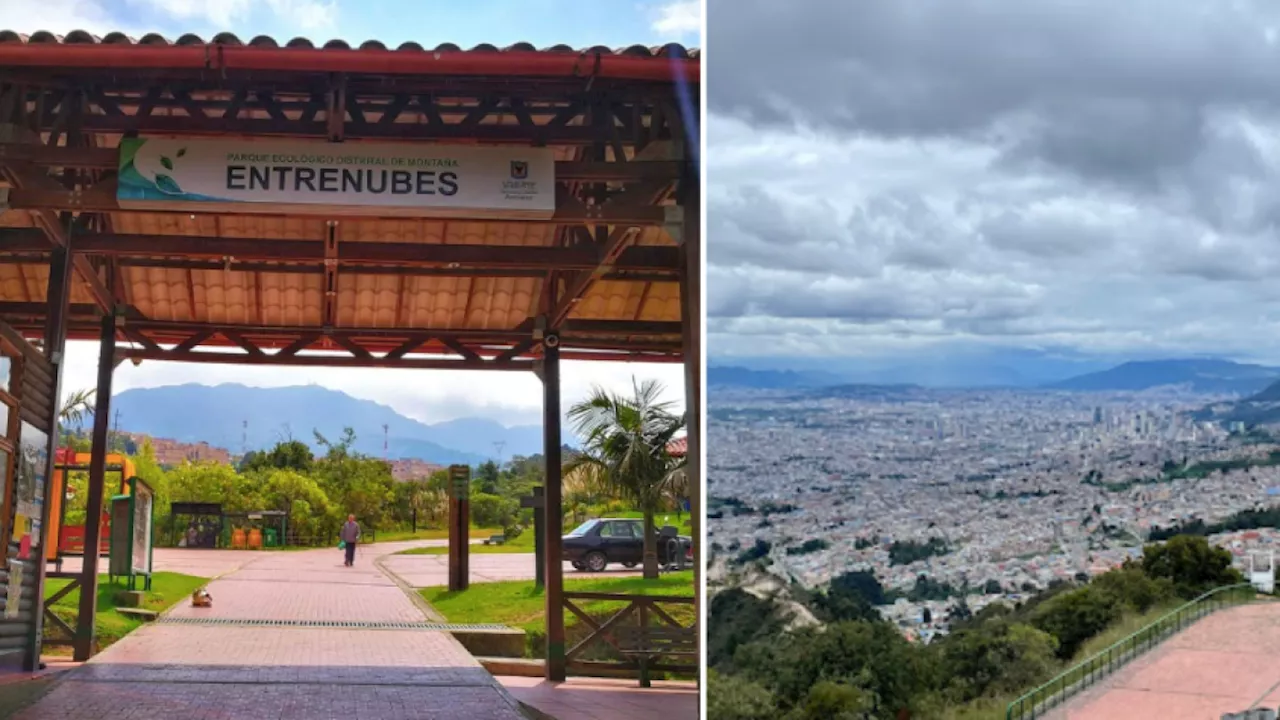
[562,591,697,679]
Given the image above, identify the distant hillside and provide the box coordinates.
[1194,378,1280,426]
[105,383,545,466]
[708,366,844,389]
[1048,359,1280,394]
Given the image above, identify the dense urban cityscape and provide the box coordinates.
[707,385,1280,641]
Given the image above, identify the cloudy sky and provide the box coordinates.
[707,0,1280,367]
[4,0,699,425]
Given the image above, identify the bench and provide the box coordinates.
[115,607,159,622]
[613,624,698,687]
[484,534,506,546]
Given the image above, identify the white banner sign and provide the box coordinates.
[117,138,556,218]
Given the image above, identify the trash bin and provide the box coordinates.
[264,528,278,548]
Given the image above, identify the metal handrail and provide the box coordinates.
[1007,582,1259,720]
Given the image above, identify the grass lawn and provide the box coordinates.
[41,572,208,652]
[421,570,695,659]
[373,527,502,543]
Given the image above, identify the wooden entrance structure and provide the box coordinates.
[0,31,701,680]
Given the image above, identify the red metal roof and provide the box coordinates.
[668,437,688,457]
[0,30,698,58]
[0,31,698,83]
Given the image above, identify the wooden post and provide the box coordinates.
[24,241,72,672]
[447,464,470,591]
[520,486,545,588]
[541,330,565,681]
[677,122,703,681]
[75,312,116,662]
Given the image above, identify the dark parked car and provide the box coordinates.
[562,518,693,572]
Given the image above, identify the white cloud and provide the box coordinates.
[0,0,338,36]
[59,341,688,429]
[0,0,133,36]
[651,0,700,37]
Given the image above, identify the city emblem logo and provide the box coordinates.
[510,160,529,180]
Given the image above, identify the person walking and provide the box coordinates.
[341,514,361,567]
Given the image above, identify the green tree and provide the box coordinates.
[260,469,332,539]
[1141,535,1243,598]
[737,620,927,718]
[940,621,1059,701]
[243,440,314,474]
[709,587,791,670]
[707,669,778,720]
[474,460,501,495]
[469,492,518,529]
[789,679,874,720]
[565,378,685,579]
[1030,586,1122,659]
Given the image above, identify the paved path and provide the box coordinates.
[500,676,698,720]
[18,542,527,719]
[1053,601,1280,719]
[382,551,641,588]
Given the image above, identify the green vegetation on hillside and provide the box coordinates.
[708,535,1244,720]
[1149,503,1280,541]
[1082,451,1280,493]
[889,537,950,566]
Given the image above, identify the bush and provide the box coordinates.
[469,492,518,529]
[708,669,778,720]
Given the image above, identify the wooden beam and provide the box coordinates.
[0,256,678,283]
[549,226,641,327]
[120,346,535,371]
[0,163,113,311]
[0,228,680,271]
[0,145,683,182]
[3,181,670,225]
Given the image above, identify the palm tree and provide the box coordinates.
[565,378,686,579]
[58,388,96,445]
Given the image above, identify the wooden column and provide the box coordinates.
[540,330,565,681]
[75,312,115,661]
[23,242,72,671]
[679,174,702,677]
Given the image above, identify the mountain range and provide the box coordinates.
[710,358,1280,395]
[1045,359,1280,395]
[103,383,546,466]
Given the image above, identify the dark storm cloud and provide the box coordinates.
[706,0,1280,360]
[708,0,1280,188]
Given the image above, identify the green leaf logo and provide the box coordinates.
[155,174,182,195]
[160,156,174,171]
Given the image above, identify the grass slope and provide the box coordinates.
[421,571,695,659]
[42,572,208,651]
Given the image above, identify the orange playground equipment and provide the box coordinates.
[47,448,135,566]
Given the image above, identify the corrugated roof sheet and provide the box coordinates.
[0,30,698,58]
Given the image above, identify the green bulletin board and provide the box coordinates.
[109,477,154,591]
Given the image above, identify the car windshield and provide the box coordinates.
[565,520,599,537]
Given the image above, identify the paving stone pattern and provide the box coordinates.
[18,545,526,719]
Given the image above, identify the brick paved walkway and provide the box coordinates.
[1052,601,1280,719]
[499,676,698,720]
[381,552,640,588]
[17,543,527,719]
